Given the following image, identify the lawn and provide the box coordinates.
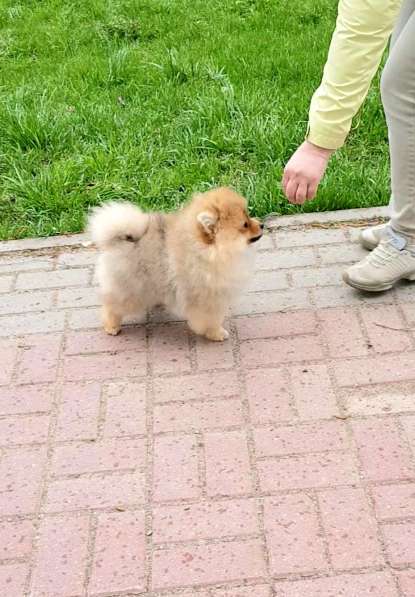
[0,0,390,240]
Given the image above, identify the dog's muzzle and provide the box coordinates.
[249,234,263,244]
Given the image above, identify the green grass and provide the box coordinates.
[0,0,390,240]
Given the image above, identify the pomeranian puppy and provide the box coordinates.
[88,187,263,341]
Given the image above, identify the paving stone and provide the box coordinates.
[31,515,89,596]
[16,268,90,290]
[153,498,259,543]
[0,563,28,596]
[152,539,266,589]
[205,430,252,497]
[0,447,46,515]
[274,571,399,597]
[89,510,146,595]
[0,520,34,559]
[383,522,415,566]
[351,418,414,481]
[264,494,327,575]
[318,487,383,569]
[2,219,414,596]
[153,435,199,501]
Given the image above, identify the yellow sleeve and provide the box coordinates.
[308,0,402,150]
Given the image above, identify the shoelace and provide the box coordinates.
[365,240,403,268]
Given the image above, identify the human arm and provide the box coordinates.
[283,0,402,204]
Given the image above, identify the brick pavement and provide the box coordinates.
[0,214,415,596]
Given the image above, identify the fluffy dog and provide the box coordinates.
[89,187,263,341]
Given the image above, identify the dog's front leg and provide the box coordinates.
[185,306,229,342]
[102,302,123,336]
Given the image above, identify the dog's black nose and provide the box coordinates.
[260,223,264,230]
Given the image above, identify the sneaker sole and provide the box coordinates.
[343,271,415,292]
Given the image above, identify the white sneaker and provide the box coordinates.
[344,229,415,292]
[360,222,389,250]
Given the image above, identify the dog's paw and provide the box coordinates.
[104,325,121,336]
[206,327,229,342]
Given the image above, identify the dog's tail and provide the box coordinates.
[88,202,150,250]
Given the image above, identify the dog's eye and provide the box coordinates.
[244,222,249,228]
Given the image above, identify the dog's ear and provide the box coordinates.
[197,211,217,237]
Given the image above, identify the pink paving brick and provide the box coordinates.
[236,310,316,341]
[240,334,323,367]
[0,564,28,597]
[257,247,315,269]
[5,232,415,597]
[212,587,271,597]
[51,437,146,476]
[149,323,191,374]
[103,380,146,437]
[0,289,53,315]
[57,285,99,308]
[334,352,415,386]
[0,255,53,273]
[45,472,144,512]
[361,305,412,353]
[313,283,394,308]
[63,350,146,381]
[31,515,89,596]
[233,287,312,315]
[152,539,265,589]
[277,227,347,247]
[248,269,288,292]
[344,388,415,416]
[318,487,382,569]
[55,382,101,441]
[396,570,415,597]
[57,249,96,267]
[0,311,65,336]
[291,264,344,288]
[372,483,415,519]
[0,414,49,446]
[195,334,235,370]
[351,418,414,481]
[89,511,146,595]
[16,267,90,290]
[402,414,415,452]
[264,494,327,575]
[319,307,368,358]
[0,447,46,515]
[274,571,399,597]
[383,521,415,565]
[68,306,101,329]
[154,371,239,402]
[318,242,366,264]
[154,398,244,433]
[289,364,339,419]
[401,301,415,322]
[245,367,295,424]
[0,274,13,293]
[153,498,259,543]
[0,339,17,385]
[0,384,54,415]
[205,430,252,497]
[254,420,348,458]
[65,326,146,355]
[258,452,359,492]
[0,519,34,559]
[153,435,199,501]
[17,334,61,384]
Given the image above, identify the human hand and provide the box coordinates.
[282,141,334,204]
